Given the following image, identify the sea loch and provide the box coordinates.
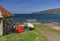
[13,14,60,23]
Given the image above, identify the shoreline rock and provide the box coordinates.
[42,22,60,30]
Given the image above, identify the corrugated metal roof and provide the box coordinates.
[0,6,13,18]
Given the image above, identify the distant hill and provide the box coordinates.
[32,8,60,14]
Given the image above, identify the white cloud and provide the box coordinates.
[11,3,32,10]
[15,3,32,7]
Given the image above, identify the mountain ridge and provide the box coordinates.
[32,8,60,14]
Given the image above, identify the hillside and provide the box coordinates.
[32,8,60,14]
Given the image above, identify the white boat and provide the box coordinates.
[27,23,34,28]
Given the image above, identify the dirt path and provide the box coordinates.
[37,28,60,41]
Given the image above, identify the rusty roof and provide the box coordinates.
[0,6,13,18]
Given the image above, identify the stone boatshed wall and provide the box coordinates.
[0,6,13,36]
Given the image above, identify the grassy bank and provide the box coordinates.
[34,24,60,35]
[0,24,48,41]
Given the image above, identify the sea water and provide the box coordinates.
[13,14,60,23]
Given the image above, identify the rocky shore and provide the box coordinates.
[43,22,60,30]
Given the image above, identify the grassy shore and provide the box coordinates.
[0,24,60,41]
[0,24,48,41]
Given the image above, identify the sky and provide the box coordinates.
[0,0,60,13]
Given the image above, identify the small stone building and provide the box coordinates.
[0,6,13,36]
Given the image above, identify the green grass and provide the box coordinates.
[34,24,60,35]
[0,24,48,41]
[1,24,60,41]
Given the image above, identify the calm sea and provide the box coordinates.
[13,14,60,23]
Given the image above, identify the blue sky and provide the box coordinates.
[0,0,60,13]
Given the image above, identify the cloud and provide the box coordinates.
[11,3,32,10]
[15,3,32,7]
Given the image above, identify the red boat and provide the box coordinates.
[15,26,25,33]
